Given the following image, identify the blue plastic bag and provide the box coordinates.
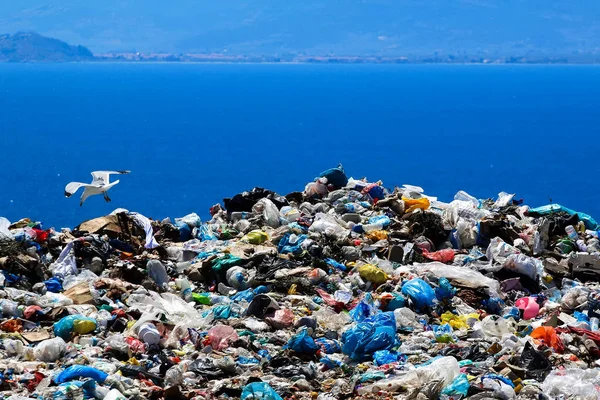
[482,297,505,315]
[368,215,391,228]
[350,298,379,322]
[325,258,347,272]
[314,338,341,354]
[441,373,470,397]
[241,382,283,400]
[44,277,63,293]
[435,277,456,301]
[317,164,348,189]
[54,366,108,384]
[199,224,217,241]
[528,204,598,230]
[402,279,435,311]
[433,323,456,343]
[341,312,397,361]
[285,328,319,354]
[373,350,401,366]
[175,221,192,242]
[384,293,406,311]
[277,233,307,255]
[54,315,97,340]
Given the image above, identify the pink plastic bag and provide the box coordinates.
[516,296,540,320]
[207,325,239,350]
[266,308,295,329]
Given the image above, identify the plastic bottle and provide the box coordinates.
[565,225,578,240]
[147,260,169,288]
[138,323,161,345]
[591,317,599,332]
[175,277,193,302]
[104,389,127,400]
[362,222,385,233]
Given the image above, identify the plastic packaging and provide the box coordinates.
[147,259,169,287]
[54,365,108,384]
[138,323,161,345]
[357,264,388,285]
[285,328,319,354]
[341,312,396,361]
[33,337,67,362]
[226,266,252,290]
[54,314,97,340]
[401,278,435,311]
[252,198,280,228]
[207,325,239,350]
[241,382,284,400]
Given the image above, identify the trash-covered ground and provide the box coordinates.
[1,165,600,400]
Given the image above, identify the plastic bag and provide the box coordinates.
[175,212,201,228]
[226,266,252,290]
[341,312,396,361]
[402,279,435,311]
[433,324,456,343]
[252,198,280,228]
[441,373,470,398]
[277,233,308,255]
[486,237,518,265]
[358,264,388,285]
[241,382,283,400]
[241,230,269,245]
[207,325,239,350]
[285,328,319,354]
[373,350,401,366]
[0,217,11,240]
[503,254,541,279]
[440,312,479,330]
[54,314,97,340]
[530,326,564,353]
[542,369,600,399]
[435,278,456,301]
[310,214,349,240]
[411,262,501,296]
[515,296,540,320]
[318,164,348,189]
[402,197,430,213]
[423,249,455,263]
[54,365,108,384]
[33,337,66,362]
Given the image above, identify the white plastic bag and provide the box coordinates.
[33,337,66,362]
[542,369,600,400]
[252,198,280,228]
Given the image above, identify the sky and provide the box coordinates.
[0,0,599,56]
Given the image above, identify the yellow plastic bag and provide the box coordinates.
[440,312,480,330]
[402,197,430,213]
[366,230,388,241]
[73,319,96,335]
[358,264,389,285]
[241,230,269,244]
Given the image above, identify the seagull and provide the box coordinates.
[65,171,130,206]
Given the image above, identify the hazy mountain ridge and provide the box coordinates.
[0,1,599,57]
[0,32,93,61]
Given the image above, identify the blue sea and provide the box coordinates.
[1,63,600,229]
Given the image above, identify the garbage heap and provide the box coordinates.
[2,165,600,400]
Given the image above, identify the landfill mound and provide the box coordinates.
[1,165,600,400]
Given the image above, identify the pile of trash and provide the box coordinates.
[2,164,600,399]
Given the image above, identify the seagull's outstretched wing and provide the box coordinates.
[65,182,90,198]
[91,170,131,185]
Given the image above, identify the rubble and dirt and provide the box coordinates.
[1,165,600,399]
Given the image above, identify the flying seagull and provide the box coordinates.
[65,170,130,206]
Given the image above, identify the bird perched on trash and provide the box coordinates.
[64,171,130,206]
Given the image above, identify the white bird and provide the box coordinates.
[65,171,130,206]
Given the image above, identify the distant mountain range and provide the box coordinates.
[0,0,599,60]
[0,32,92,61]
